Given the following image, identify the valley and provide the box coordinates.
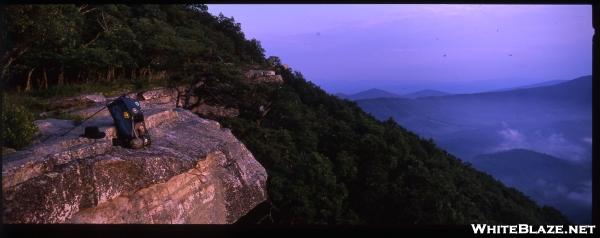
[353,75,593,223]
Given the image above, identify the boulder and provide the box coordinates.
[2,90,267,224]
[193,80,205,89]
[177,95,200,109]
[255,75,283,84]
[187,96,200,107]
[245,70,275,78]
[244,70,283,84]
[176,85,191,95]
[190,103,239,118]
[82,94,106,103]
[138,88,177,101]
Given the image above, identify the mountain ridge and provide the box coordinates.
[487,79,570,92]
[402,89,450,99]
[354,75,592,224]
[2,4,572,225]
[336,88,401,100]
[472,148,591,223]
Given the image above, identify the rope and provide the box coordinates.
[37,105,108,144]
[58,105,107,137]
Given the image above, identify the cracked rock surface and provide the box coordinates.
[2,89,267,224]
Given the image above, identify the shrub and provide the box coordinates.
[2,95,37,150]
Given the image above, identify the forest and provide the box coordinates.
[1,4,266,91]
[1,4,570,224]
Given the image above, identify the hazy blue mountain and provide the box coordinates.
[401,89,449,98]
[490,79,570,92]
[357,75,592,161]
[336,88,401,100]
[472,149,591,223]
[355,75,592,223]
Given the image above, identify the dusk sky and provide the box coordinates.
[207,4,593,94]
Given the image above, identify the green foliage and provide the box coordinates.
[26,79,161,99]
[215,67,570,224]
[2,4,267,91]
[1,95,37,149]
[1,4,571,225]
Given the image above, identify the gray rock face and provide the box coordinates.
[190,103,240,118]
[2,89,268,224]
[244,70,283,84]
[245,70,276,78]
[138,87,178,101]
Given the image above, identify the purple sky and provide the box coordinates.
[207,4,593,94]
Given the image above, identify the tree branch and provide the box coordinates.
[97,11,108,31]
[78,5,96,15]
[83,10,108,48]
[82,31,101,48]
[0,44,30,70]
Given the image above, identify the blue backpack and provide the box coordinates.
[107,96,151,149]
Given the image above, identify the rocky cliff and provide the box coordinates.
[2,88,268,224]
[244,70,284,84]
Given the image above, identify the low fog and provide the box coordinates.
[356,76,592,223]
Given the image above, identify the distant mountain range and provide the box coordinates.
[353,75,592,223]
[336,88,400,100]
[472,149,591,224]
[356,76,592,159]
[336,88,449,100]
[336,79,571,100]
[489,79,569,92]
[401,89,450,98]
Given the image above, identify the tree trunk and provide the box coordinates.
[42,67,48,89]
[108,66,114,82]
[25,67,35,92]
[35,71,41,90]
[0,57,15,85]
[58,65,65,86]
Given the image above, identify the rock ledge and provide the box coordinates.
[2,90,267,224]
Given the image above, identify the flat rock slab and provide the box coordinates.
[34,119,75,137]
[2,89,267,224]
[49,94,107,110]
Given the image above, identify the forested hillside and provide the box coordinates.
[1,4,570,224]
[1,4,266,91]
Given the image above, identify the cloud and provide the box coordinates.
[491,124,590,162]
[538,133,588,161]
[498,127,524,142]
[492,126,526,152]
[486,122,592,161]
[566,181,592,205]
[581,137,592,145]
